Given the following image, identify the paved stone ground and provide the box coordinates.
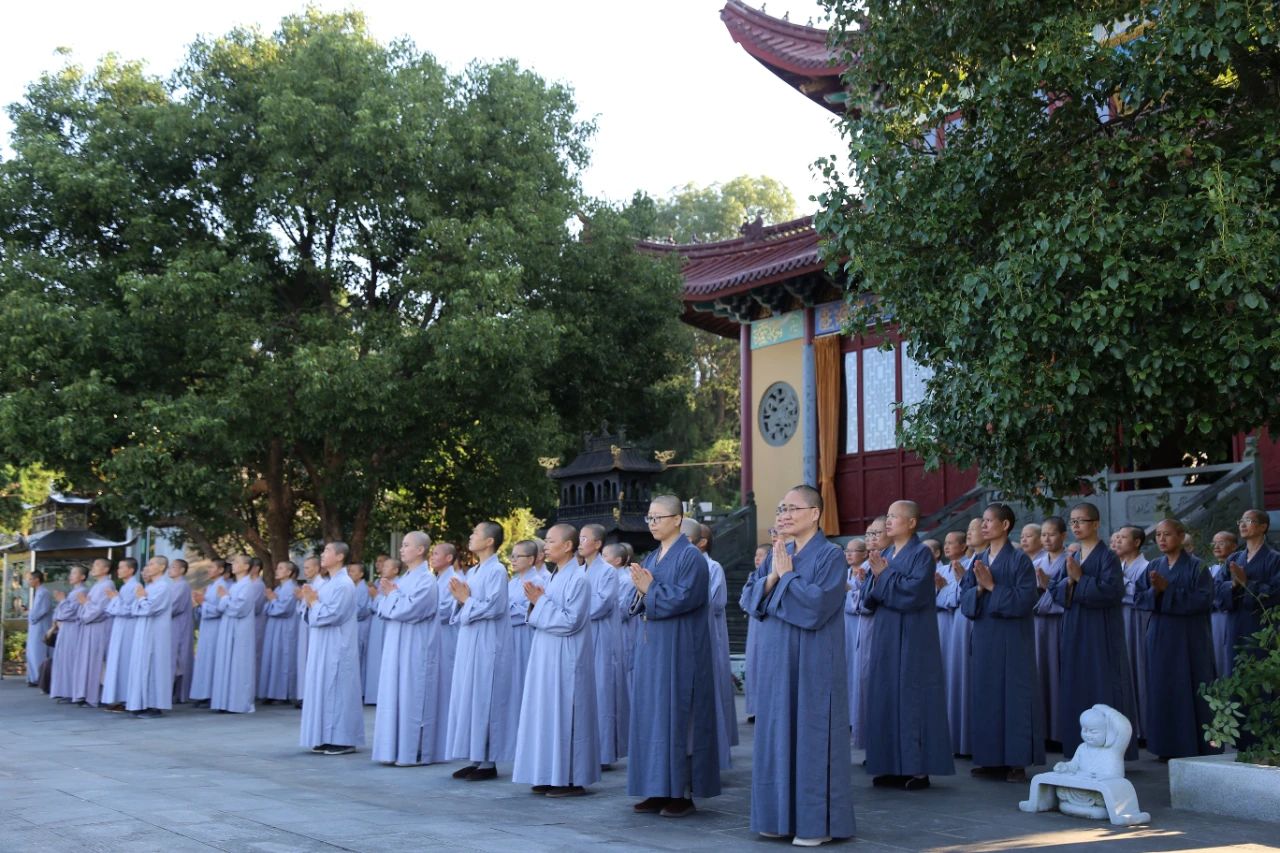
[0,679,1275,852]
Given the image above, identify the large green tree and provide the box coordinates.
[0,11,684,560]
[818,1,1280,500]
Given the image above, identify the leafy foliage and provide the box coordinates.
[0,465,56,534]
[1202,606,1280,765]
[818,1,1280,500]
[644,174,797,244]
[0,11,685,560]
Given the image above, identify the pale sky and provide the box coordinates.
[2,0,847,213]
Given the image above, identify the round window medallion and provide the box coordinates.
[758,381,800,447]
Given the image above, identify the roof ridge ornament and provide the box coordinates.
[739,214,767,242]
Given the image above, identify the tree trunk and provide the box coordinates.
[265,438,295,572]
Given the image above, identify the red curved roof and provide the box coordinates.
[721,1,852,111]
[640,215,823,301]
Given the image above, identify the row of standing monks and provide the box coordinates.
[22,493,1276,847]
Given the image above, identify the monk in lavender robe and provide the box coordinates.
[211,556,257,714]
[842,539,868,746]
[1034,518,1069,744]
[446,522,516,780]
[364,558,400,704]
[295,556,322,703]
[505,540,549,737]
[349,563,372,687]
[299,542,364,754]
[606,543,639,702]
[429,543,459,759]
[935,531,968,757]
[742,543,770,722]
[50,565,88,701]
[961,504,1044,781]
[190,561,229,706]
[126,559,173,717]
[512,523,600,796]
[742,485,855,845]
[581,523,626,768]
[25,570,52,687]
[1134,519,1220,759]
[1207,530,1238,677]
[73,559,116,707]
[628,497,720,817]
[249,559,267,683]
[373,534,444,766]
[167,559,195,704]
[697,523,738,768]
[259,561,299,703]
[1049,504,1138,761]
[864,501,955,789]
[1115,525,1150,740]
[100,558,141,709]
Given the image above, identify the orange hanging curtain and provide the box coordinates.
[815,334,842,535]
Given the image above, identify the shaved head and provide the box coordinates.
[650,494,682,517]
[680,518,702,543]
[890,500,919,520]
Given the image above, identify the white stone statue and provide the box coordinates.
[1018,704,1150,826]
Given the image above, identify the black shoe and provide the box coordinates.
[660,798,696,817]
[970,765,1008,778]
[311,744,331,753]
[531,785,553,794]
[746,715,756,724]
[56,697,72,704]
[452,764,479,779]
[903,775,931,791]
[323,745,356,756]
[464,766,497,781]
[193,700,210,709]
[545,785,587,798]
[872,775,906,787]
[1005,767,1027,783]
[633,797,669,813]
[600,763,613,772]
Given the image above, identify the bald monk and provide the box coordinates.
[864,500,954,790]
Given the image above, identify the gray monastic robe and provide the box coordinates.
[706,554,738,768]
[100,576,140,705]
[446,554,516,763]
[73,577,115,706]
[299,570,364,749]
[50,584,85,699]
[211,575,257,713]
[168,575,194,703]
[26,585,52,686]
[126,576,173,712]
[190,576,227,701]
[585,554,626,764]
[372,563,443,765]
[259,579,298,701]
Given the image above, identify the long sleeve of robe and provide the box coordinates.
[1120,556,1151,739]
[73,578,116,706]
[352,580,372,687]
[433,566,458,751]
[740,533,855,840]
[259,580,299,701]
[295,576,323,701]
[363,590,386,705]
[585,555,626,764]
[1213,545,1280,667]
[1208,563,1233,677]
[959,544,1044,768]
[933,562,968,756]
[26,586,52,686]
[168,577,194,703]
[863,535,955,777]
[1134,554,1219,758]
[210,577,257,713]
[1049,544,1137,759]
[100,577,140,706]
[250,577,267,681]
[739,579,763,719]
[505,569,549,741]
[616,568,639,704]
[189,577,227,701]
[372,565,443,765]
[627,536,721,799]
[512,563,600,787]
[300,571,365,748]
[1033,552,1067,742]
[706,556,738,768]
[126,577,173,712]
[50,585,85,699]
[445,555,517,763]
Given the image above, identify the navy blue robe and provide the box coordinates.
[1050,544,1138,760]
[1134,553,1220,758]
[864,535,955,777]
[960,543,1044,768]
[627,535,721,799]
[1213,544,1279,666]
[742,533,855,839]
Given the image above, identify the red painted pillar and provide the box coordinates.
[740,321,753,505]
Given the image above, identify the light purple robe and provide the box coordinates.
[189,576,228,701]
[1208,562,1233,677]
[296,575,325,700]
[371,564,443,765]
[250,576,267,683]
[1033,551,1066,742]
[259,579,298,701]
[363,589,385,704]
[707,555,738,768]
[446,555,516,763]
[512,562,600,787]
[127,576,173,711]
[211,576,257,713]
[168,576,194,703]
[49,584,85,699]
[1121,554,1150,738]
[73,577,115,706]
[433,566,458,747]
[616,568,639,702]
[299,570,364,749]
[26,585,52,685]
[101,576,141,705]
[506,567,550,738]
[585,554,626,764]
[353,578,372,687]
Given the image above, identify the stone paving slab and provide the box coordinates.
[1,678,1277,852]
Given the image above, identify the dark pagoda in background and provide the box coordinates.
[549,429,666,554]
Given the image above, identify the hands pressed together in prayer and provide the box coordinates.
[368,582,378,598]
[448,577,470,604]
[1035,566,1050,590]
[1228,561,1247,587]
[853,564,867,583]
[867,550,888,578]
[630,563,653,595]
[292,585,304,600]
[216,585,229,598]
[105,589,118,600]
[76,592,88,605]
[951,559,965,583]
[933,571,947,591]
[379,578,398,596]
[53,590,66,602]
[135,584,147,599]
[1066,554,1083,582]
[264,588,276,602]
[1148,569,1169,593]
[301,585,319,606]
[523,580,544,606]
[971,560,995,592]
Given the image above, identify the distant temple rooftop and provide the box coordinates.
[720,0,851,113]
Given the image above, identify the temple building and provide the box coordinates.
[650,0,1280,545]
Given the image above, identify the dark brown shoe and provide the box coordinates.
[1005,767,1027,783]
[531,785,552,794]
[464,766,498,781]
[545,785,587,798]
[452,764,479,779]
[633,797,669,813]
[660,798,696,817]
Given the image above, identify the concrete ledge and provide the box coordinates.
[1169,753,1280,824]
